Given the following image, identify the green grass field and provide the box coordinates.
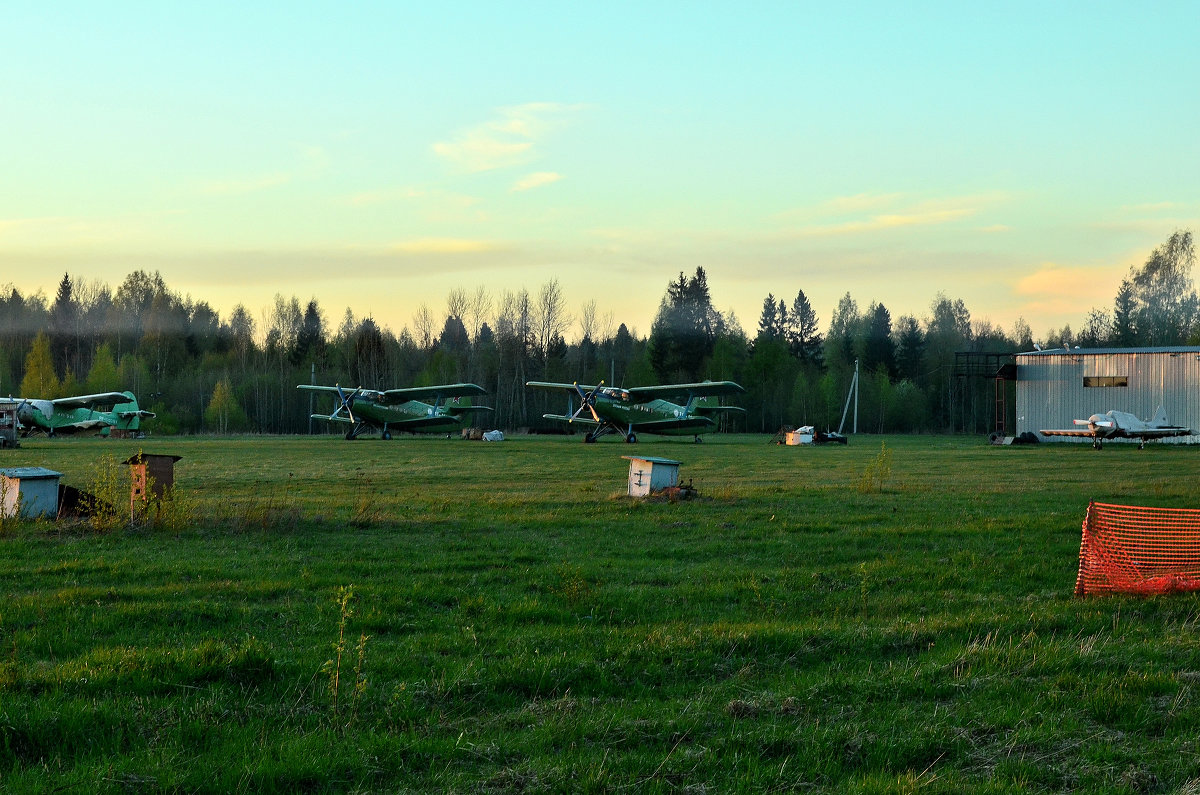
[3,433,1200,793]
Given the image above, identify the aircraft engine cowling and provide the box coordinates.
[17,399,53,423]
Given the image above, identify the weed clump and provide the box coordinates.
[856,441,894,494]
[323,585,370,729]
[82,454,126,531]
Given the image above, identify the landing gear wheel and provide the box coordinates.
[694,435,704,443]
[584,433,597,444]
[1092,439,1102,450]
[382,430,392,440]
[625,433,637,443]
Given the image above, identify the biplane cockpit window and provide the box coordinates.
[599,387,630,401]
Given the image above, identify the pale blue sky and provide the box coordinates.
[4,2,1198,341]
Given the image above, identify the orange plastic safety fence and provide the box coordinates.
[1076,502,1200,597]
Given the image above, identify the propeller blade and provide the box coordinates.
[334,384,359,423]
[568,381,604,423]
[569,382,585,422]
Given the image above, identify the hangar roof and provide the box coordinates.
[1018,346,1200,357]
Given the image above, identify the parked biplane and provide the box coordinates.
[297,383,491,440]
[526,380,744,443]
[1040,405,1192,449]
[14,391,154,437]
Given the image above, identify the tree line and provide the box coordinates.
[6,230,1195,436]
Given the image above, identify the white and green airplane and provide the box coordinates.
[14,391,155,437]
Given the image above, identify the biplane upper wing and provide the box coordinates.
[526,381,600,393]
[626,381,745,402]
[297,384,384,400]
[49,392,134,410]
[378,383,488,404]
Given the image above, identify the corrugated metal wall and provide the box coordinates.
[1016,348,1200,444]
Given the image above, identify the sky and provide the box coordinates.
[4,2,1199,343]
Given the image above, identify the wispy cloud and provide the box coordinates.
[198,173,291,196]
[0,213,169,246]
[798,207,975,237]
[1014,263,1115,299]
[825,193,905,212]
[345,187,428,206]
[512,172,562,192]
[1009,261,1129,324]
[779,192,1006,238]
[388,238,500,254]
[196,145,328,197]
[1123,201,1178,213]
[433,103,581,173]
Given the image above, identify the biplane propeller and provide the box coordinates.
[330,385,363,424]
[570,381,603,423]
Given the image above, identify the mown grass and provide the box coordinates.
[2,433,1200,792]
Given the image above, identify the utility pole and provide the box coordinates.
[838,358,859,435]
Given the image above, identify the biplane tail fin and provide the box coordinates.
[113,391,156,430]
[691,395,745,415]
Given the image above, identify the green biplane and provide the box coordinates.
[526,380,744,443]
[14,391,154,437]
[297,383,492,440]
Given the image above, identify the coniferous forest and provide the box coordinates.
[7,231,1196,437]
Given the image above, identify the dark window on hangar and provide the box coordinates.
[1084,376,1128,388]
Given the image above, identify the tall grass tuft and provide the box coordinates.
[83,453,126,531]
[323,585,370,728]
[856,441,894,494]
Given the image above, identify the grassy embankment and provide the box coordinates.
[2,433,1200,792]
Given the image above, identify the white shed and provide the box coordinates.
[1016,347,1200,444]
[0,467,63,518]
[622,456,681,497]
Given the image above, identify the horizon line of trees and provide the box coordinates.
[7,230,1195,436]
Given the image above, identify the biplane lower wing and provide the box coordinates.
[542,412,600,428]
[624,416,717,433]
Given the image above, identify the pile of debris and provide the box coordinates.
[650,484,699,502]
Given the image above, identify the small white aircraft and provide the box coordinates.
[1040,406,1192,449]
